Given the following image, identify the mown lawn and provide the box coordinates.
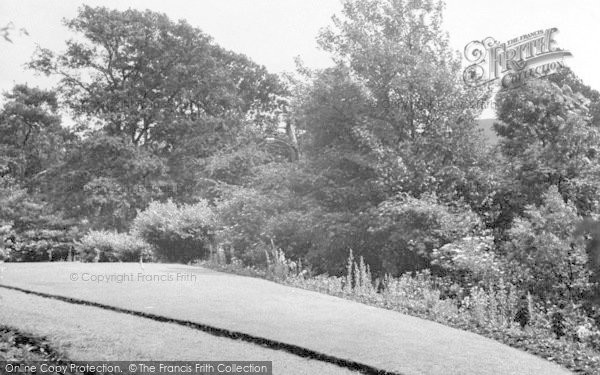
[0,262,572,375]
[0,288,356,375]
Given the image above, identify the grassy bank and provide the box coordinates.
[199,250,600,375]
[0,286,358,375]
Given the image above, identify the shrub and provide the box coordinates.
[503,186,592,302]
[77,230,154,262]
[368,193,482,275]
[0,223,13,261]
[305,211,377,276]
[431,235,505,286]
[459,280,520,329]
[10,229,73,262]
[0,177,80,262]
[264,210,318,261]
[132,199,215,262]
[214,187,282,265]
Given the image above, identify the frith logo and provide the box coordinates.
[463,27,572,89]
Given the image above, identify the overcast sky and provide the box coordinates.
[1,0,599,119]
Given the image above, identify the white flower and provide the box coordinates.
[576,324,592,341]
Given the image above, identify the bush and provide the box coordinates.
[503,186,592,302]
[77,230,154,262]
[9,229,75,262]
[431,235,505,286]
[132,199,215,262]
[0,223,13,261]
[0,247,8,261]
[264,209,320,261]
[214,186,283,265]
[0,177,80,262]
[369,193,482,275]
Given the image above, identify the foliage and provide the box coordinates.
[265,0,495,278]
[493,79,600,222]
[297,0,490,201]
[369,193,482,274]
[0,85,70,188]
[547,67,600,128]
[132,200,215,262]
[0,176,79,262]
[264,210,319,262]
[574,218,600,310]
[0,223,12,261]
[9,229,77,262]
[431,235,505,285]
[29,6,285,144]
[214,141,280,181]
[6,2,600,370]
[76,230,154,262]
[47,133,169,231]
[503,186,593,302]
[214,186,280,263]
[27,6,287,227]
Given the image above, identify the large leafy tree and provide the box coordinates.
[30,6,284,148]
[28,6,287,227]
[273,0,492,274]
[296,0,489,204]
[0,85,78,261]
[492,79,600,231]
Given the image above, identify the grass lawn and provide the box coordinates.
[0,262,573,375]
[0,288,357,375]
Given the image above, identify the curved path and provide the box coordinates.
[0,262,572,375]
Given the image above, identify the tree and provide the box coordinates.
[492,79,600,230]
[30,6,284,147]
[547,67,600,128]
[0,85,70,188]
[45,133,169,231]
[261,0,494,274]
[0,86,78,261]
[295,0,490,205]
[27,6,288,228]
[29,6,287,205]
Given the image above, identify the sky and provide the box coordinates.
[1,0,599,119]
